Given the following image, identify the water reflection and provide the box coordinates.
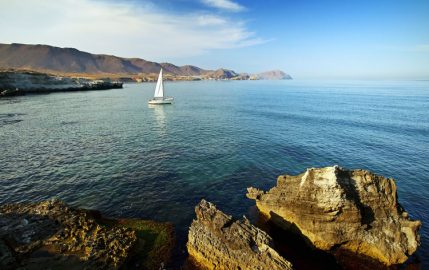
[148,104,167,137]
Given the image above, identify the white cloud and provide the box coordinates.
[196,15,228,26]
[201,0,244,12]
[0,0,262,61]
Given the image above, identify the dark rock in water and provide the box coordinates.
[0,88,24,97]
[247,166,421,267]
[186,199,293,270]
[0,199,174,270]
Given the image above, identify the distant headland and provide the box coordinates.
[0,43,292,82]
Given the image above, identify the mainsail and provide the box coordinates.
[153,69,164,98]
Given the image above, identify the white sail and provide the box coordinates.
[148,68,173,104]
[153,68,164,98]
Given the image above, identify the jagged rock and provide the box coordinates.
[0,199,135,269]
[187,199,293,270]
[0,199,174,270]
[246,166,421,266]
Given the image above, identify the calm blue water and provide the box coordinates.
[1,80,428,268]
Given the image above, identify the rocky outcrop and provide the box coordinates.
[0,70,122,95]
[246,166,421,266]
[0,199,174,270]
[187,199,293,270]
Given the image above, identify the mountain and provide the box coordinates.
[204,69,239,79]
[253,70,292,80]
[0,43,209,76]
[160,63,206,76]
[0,43,292,80]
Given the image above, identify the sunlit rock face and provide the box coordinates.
[187,199,293,270]
[247,166,421,266]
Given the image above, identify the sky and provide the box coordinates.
[0,0,428,79]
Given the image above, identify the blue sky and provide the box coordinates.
[1,0,428,79]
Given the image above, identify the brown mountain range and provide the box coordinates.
[0,43,208,76]
[0,43,291,80]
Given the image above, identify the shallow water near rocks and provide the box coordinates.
[0,80,428,268]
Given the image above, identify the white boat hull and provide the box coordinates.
[148,97,173,105]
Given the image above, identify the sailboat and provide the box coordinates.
[148,68,173,105]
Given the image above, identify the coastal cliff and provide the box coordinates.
[246,166,421,266]
[187,199,293,270]
[0,70,122,97]
[0,199,174,270]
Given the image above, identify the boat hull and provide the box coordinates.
[148,98,173,105]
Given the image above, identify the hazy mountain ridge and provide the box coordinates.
[0,43,291,80]
[252,70,292,80]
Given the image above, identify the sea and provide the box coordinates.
[0,80,428,268]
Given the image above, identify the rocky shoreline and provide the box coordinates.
[0,68,294,98]
[0,199,174,270]
[0,166,421,269]
[0,70,123,97]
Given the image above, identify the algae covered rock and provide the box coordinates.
[0,199,174,270]
[187,199,293,270]
[247,166,421,266]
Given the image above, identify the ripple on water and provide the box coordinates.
[0,81,428,268]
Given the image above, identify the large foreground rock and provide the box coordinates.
[187,199,293,270]
[0,199,174,270]
[246,166,421,266]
